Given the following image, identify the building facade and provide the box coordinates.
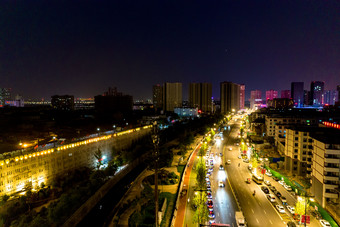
[220,82,240,114]
[265,89,278,101]
[0,88,11,107]
[291,82,304,107]
[152,84,163,111]
[163,82,182,112]
[281,90,291,99]
[189,83,212,113]
[310,81,325,106]
[240,84,245,110]
[250,90,262,109]
[51,95,75,111]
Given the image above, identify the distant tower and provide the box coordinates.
[266,89,278,100]
[220,82,240,114]
[291,82,304,107]
[152,84,163,111]
[189,83,212,113]
[163,82,182,112]
[250,90,262,109]
[239,84,245,109]
[281,90,291,99]
[310,81,324,106]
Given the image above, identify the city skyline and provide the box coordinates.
[1,1,339,100]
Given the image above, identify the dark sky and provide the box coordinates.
[1,0,339,101]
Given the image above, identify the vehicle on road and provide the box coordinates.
[248,164,252,171]
[246,178,251,184]
[209,210,215,219]
[284,184,292,191]
[261,186,269,194]
[264,180,271,186]
[279,180,285,185]
[280,196,287,205]
[286,221,297,227]
[275,191,282,198]
[219,181,225,187]
[229,147,232,151]
[238,155,242,159]
[207,199,213,208]
[272,176,280,181]
[286,205,295,214]
[267,194,276,202]
[252,174,264,184]
[269,186,277,193]
[207,192,212,199]
[226,160,231,165]
[275,204,285,213]
[266,171,272,176]
[219,165,224,170]
[235,211,246,227]
[243,158,249,163]
[319,219,331,227]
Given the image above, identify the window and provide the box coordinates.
[294,156,298,159]
[294,149,298,153]
[295,137,298,141]
[295,143,298,147]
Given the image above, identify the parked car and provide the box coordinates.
[284,184,292,191]
[272,176,280,181]
[265,171,272,176]
[275,204,285,213]
[267,194,276,202]
[243,158,249,163]
[286,205,295,214]
[319,219,331,227]
[209,211,215,219]
[264,180,271,186]
[261,186,270,194]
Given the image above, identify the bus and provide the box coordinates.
[252,174,264,184]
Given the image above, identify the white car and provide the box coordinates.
[226,160,231,165]
[219,181,225,187]
[320,219,331,227]
[238,155,242,159]
[278,180,285,185]
[267,194,276,202]
[229,147,232,151]
[284,184,292,191]
[265,171,272,176]
[275,205,285,213]
[264,180,271,186]
[286,205,295,214]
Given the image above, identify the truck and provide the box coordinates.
[235,211,246,227]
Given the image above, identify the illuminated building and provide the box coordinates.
[267,98,294,108]
[0,88,11,107]
[310,81,324,106]
[250,90,262,109]
[323,90,338,106]
[265,89,278,100]
[174,107,198,117]
[163,82,182,112]
[51,95,74,111]
[152,84,163,111]
[240,84,245,110]
[281,90,291,99]
[0,126,152,196]
[291,82,304,107]
[189,83,212,113]
[74,98,95,109]
[220,82,240,114]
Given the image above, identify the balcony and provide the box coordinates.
[326,149,340,155]
[324,176,339,181]
[324,192,339,199]
[325,158,340,164]
[324,167,340,173]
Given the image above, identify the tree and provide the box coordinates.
[193,202,209,225]
[94,148,103,170]
[195,161,206,189]
[295,196,309,224]
[2,194,10,202]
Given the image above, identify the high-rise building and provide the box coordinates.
[304,90,310,106]
[310,81,324,106]
[189,83,212,113]
[0,88,11,107]
[163,82,182,112]
[220,82,240,114]
[240,84,245,109]
[152,84,163,111]
[323,90,338,105]
[281,90,291,99]
[250,90,262,109]
[51,95,75,111]
[291,82,304,107]
[337,85,340,101]
[266,90,278,100]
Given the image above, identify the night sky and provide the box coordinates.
[1,0,339,100]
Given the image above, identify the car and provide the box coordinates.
[248,164,252,171]
[207,192,212,199]
[286,205,295,214]
[267,194,276,202]
[207,186,211,191]
[286,221,297,227]
[238,155,242,159]
[209,219,216,224]
[264,180,271,186]
[219,153,223,156]
[229,147,232,151]
[243,158,249,163]
[275,204,285,213]
[261,186,270,194]
[265,171,272,176]
[279,180,285,185]
[208,207,214,212]
[209,211,215,219]
[219,181,225,187]
[284,184,292,191]
[280,196,287,204]
[219,165,224,170]
[207,199,213,208]
[272,176,280,181]
[206,181,211,186]
[236,143,239,146]
[206,177,210,182]
[226,160,231,165]
[320,219,331,227]
[275,191,282,198]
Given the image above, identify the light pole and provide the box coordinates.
[152,121,159,227]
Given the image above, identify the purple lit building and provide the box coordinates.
[281,90,291,99]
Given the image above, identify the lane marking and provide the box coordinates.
[264,210,266,214]
[256,218,259,223]
[269,220,273,225]
[251,209,254,214]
